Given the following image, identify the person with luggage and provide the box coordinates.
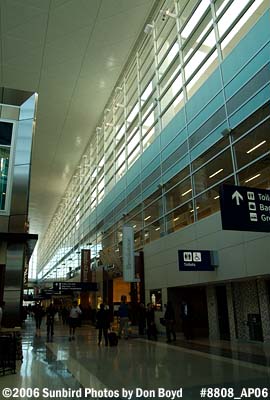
[46,303,56,342]
[146,303,157,340]
[69,301,82,341]
[164,301,176,343]
[96,303,109,346]
[118,295,129,339]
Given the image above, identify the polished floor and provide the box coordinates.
[1,319,270,399]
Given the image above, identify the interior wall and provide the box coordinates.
[144,212,270,291]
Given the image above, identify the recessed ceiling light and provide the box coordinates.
[144,215,151,221]
[209,169,223,179]
[246,140,266,154]
[214,195,220,200]
[182,189,192,196]
[245,173,261,183]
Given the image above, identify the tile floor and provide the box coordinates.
[0,319,270,399]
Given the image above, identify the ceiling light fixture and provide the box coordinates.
[190,207,200,213]
[209,168,223,178]
[144,215,151,221]
[182,189,192,196]
[246,140,266,154]
[214,195,220,200]
[245,173,261,183]
[173,217,179,221]
[155,227,160,231]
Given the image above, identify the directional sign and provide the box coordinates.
[53,282,98,293]
[178,250,218,271]
[219,184,270,232]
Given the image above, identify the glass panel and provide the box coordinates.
[134,230,143,250]
[181,0,211,42]
[232,103,270,142]
[218,0,250,37]
[238,154,270,190]
[127,131,140,155]
[182,10,213,62]
[127,206,142,230]
[234,119,270,170]
[193,148,233,195]
[186,50,218,99]
[159,58,181,96]
[195,181,232,221]
[220,0,267,58]
[192,136,230,171]
[166,201,194,233]
[144,217,165,243]
[160,74,183,111]
[141,93,157,121]
[161,91,184,129]
[143,197,163,225]
[143,188,162,206]
[166,177,193,212]
[128,145,140,168]
[165,167,190,191]
[142,121,159,150]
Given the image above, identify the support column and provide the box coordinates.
[206,286,220,340]
[3,242,25,327]
[257,279,270,343]
[226,283,237,340]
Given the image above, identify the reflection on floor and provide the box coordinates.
[0,319,270,399]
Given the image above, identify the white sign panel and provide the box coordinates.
[122,225,136,282]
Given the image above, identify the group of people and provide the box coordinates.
[33,301,82,341]
[137,300,193,342]
[9,297,192,345]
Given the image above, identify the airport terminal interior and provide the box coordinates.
[0,0,270,398]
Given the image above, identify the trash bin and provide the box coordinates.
[247,313,263,341]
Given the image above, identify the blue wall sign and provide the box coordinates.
[220,184,270,232]
[178,250,217,271]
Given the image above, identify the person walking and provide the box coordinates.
[96,303,109,346]
[33,302,44,337]
[164,301,176,343]
[69,301,82,341]
[138,303,146,335]
[180,300,192,340]
[0,301,5,328]
[118,295,129,339]
[146,303,157,340]
[46,303,56,342]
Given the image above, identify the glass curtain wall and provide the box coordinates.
[37,0,268,280]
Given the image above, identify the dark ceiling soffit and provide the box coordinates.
[0,87,35,106]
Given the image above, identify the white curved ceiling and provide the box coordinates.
[0,0,156,239]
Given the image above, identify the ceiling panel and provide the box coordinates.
[0,0,157,241]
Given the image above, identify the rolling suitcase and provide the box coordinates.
[108,331,118,347]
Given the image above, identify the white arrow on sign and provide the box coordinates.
[232,190,243,206]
